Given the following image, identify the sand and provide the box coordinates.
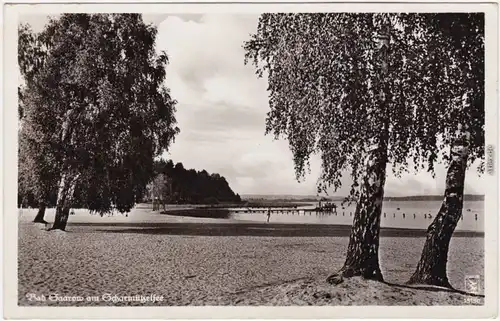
[18,209,484,306]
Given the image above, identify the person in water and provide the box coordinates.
[267,208,271,223]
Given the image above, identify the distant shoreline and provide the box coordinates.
[241,194,485,202]
[383,195,484,201]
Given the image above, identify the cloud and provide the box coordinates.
[155,13,484,197]
[19,14,54,33]
[19,13,175,34]
[18,14,485,197]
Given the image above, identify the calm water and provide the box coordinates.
[229,200,484,232]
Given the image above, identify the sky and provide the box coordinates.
[19,14,485,197]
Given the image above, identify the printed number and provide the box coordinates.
[464,297,482,304]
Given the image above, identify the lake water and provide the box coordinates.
[229,200,484,232]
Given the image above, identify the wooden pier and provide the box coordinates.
[230,207,479,221]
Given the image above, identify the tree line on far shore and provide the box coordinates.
[18,159,241,208]
[146,159,241,207]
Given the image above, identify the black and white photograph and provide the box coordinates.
[2,2,498,318]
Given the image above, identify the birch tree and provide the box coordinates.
[19,14,179,230]
[408,13,484,288]
[244,13,456,282]
[18,24,60,223]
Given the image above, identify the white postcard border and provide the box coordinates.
[2,1,498,319]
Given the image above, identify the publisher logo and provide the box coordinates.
[464,275,481,294]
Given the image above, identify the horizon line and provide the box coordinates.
[240,193,485,198]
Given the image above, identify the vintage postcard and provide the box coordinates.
[2,1,498,319]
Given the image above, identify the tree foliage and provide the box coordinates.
[18,14,179,214]
[18,121,60,207]
[415,13,484,165]
[243,13,484,198]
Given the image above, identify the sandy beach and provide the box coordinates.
[18,208,484,306]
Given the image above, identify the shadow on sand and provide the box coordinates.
[65,222,484,238]
[160,208,232,218]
